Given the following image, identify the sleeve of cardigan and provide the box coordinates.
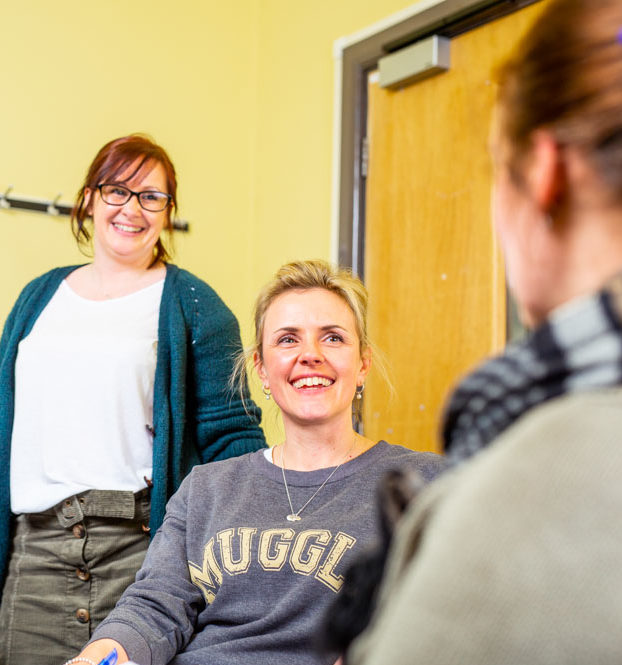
[0,267,74,357]
[0,276,39,351]
[0,274,45,382]
[184,273,267,463]
[0,296,20,358]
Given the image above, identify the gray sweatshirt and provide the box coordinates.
[91,441,446,665]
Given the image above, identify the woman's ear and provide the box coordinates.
[253,350,267,384]
[358,346,372,384]
[83,188,93,216]
[165,202,175,230]
[527,130,565,215]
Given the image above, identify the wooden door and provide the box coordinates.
[363,2,547,453]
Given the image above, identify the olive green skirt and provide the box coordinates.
[0,489,150,665]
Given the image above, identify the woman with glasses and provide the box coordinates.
[0,134,266,664]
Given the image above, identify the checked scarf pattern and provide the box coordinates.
[442,272,622,463]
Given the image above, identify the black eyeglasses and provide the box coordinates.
[97,184,172,212]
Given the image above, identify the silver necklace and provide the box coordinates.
[279,441,355,522]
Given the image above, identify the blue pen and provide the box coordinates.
[97,648,118,665]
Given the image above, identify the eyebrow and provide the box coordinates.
[109,180,165,193]
[272,325,349,334]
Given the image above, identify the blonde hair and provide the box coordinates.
[255,259,368,358]
[231,259,381,409]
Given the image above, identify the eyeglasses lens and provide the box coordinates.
[138,191,170,212]
[99,185,169,212]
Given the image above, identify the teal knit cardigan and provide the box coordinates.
[0,263,266,596]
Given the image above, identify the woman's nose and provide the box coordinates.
[299,341,324,365]
[123,193,142,215]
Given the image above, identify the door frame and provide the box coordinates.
[332,0,540,276]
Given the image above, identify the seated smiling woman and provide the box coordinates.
[68,259,446,665]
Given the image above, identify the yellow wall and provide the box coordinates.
[0,0,421,443]
[0,0,260,320]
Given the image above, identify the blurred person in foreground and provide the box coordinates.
[345,1,622,662]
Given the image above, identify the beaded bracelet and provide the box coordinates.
[62,657,98,665]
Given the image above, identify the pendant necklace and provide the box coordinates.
[280,440,356,522]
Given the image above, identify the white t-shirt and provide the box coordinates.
[10,278,164,513]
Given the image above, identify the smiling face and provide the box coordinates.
[255,287,371,430]
[86,159,170,269]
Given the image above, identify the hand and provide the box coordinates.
[68,639,129,665]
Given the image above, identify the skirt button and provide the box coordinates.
[72,524,85,539]
[76,567,91,582]
[76,608,90,623]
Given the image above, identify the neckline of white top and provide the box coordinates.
[61,277,165,304]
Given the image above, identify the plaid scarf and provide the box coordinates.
[443,272,622,463]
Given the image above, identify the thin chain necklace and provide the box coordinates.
[279,440,356,522]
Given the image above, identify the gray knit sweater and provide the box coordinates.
[91,441,447,665]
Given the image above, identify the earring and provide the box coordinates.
[262,385,271,401]
[355,384,364,400]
